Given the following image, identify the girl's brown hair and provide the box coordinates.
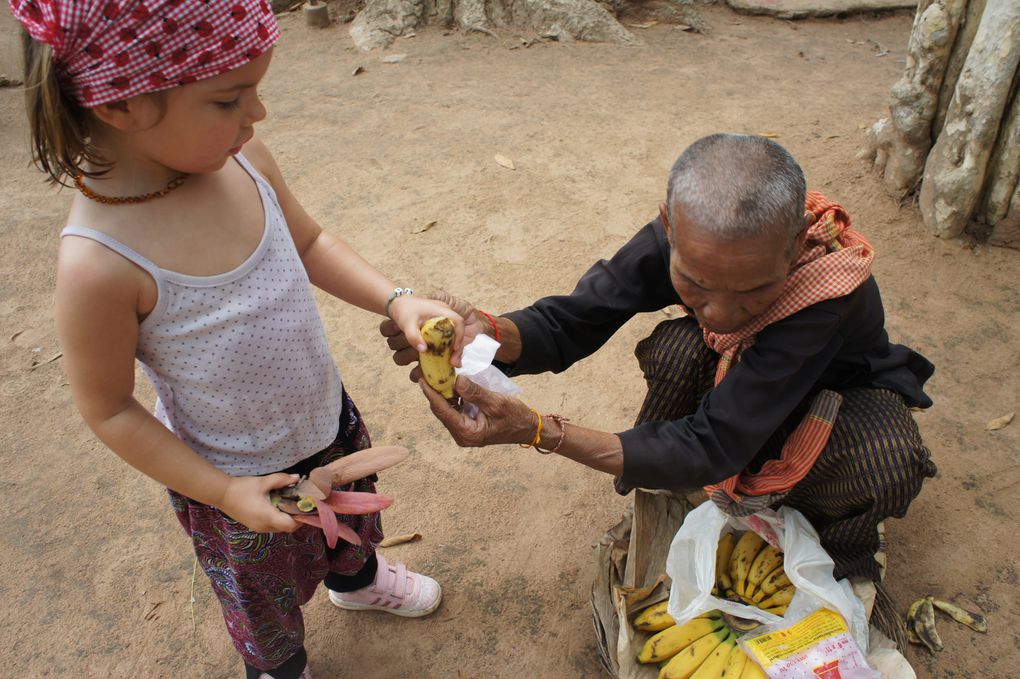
[21,32,111,186]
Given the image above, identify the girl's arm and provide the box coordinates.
[242,137,471,362]
[55,238,301,533]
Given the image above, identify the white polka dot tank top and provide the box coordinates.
[60,154,344,476]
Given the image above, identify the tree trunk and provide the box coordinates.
[862,0,965,197]
[865,0,1020,249]
[346,0,707,51]
[918,0,1020,239]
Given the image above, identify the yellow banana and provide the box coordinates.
[658,628,729,679]
[729,531,766,597]
[757,585,795,610]
[763,604,787,617]
[690,632,736,679]
[715,532,736,591]
[740,658,769,679]
[723,643,749,678]
[638,615,726,664]
[756,567,792,599]
[930,598,988,633]
[418,316,456,399]
[634,601,676,632]
[745,545,783,600]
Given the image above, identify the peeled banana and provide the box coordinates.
[418,316,456,399]
[657,628,729,679]
[729,531,766,598]
[639,614,726,664]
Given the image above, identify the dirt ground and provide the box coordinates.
[2,4,1018,678]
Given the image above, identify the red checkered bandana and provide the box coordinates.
[701,191,874,509]
[703,191,874,381]
[10,0,280,108]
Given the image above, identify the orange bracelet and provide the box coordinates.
[477,309,501,341]
[518,408,542,448]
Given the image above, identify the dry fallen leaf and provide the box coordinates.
[758,132,780,138]
[28,352,62,370]
[494,154,516,170]
[986,412,1015,431]
[352,65,364,76]
[10,330,23,342]
[380,54,407,64]
[379,532,423,547]
[627,21,658,29]
[411,220,436,234]
[491,152,514,169]
[143,601,163,621]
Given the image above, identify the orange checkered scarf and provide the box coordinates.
[702,191,874,508]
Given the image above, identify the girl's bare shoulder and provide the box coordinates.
[57,221,156,320]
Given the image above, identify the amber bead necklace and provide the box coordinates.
[74,173,188,205]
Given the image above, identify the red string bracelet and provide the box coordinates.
[477,309,501,341]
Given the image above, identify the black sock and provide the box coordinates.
[244,647,308,679]
[325,552,378,593]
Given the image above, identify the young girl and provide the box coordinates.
[11,1,463,677]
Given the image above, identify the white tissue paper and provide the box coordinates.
[454,334,522,418]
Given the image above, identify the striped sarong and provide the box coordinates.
[168,390,384,672]
[635,317,936,580]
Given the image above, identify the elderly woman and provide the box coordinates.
[382,133,936,583]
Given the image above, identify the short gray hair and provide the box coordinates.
[666,134,806,242]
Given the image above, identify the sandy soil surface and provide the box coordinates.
[1,5,1018,678]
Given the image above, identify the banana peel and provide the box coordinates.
[930,598,988,633]
[906,595,988,653]
[269,445,409,548]
[907,597,943,653]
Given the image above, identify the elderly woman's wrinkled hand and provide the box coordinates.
[419,375,538,448]
[380,289,487,378]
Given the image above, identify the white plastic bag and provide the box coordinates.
[455,334,522,418]
[664,502,870,653]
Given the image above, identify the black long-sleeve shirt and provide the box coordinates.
[501,217,934,492]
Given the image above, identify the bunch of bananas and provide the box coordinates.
[715,531,794,616]
[633,604,766,678]
[906,596,988,654]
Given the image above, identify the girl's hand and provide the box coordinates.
[419,375,538,447]
[388,294,473,367]
[382,290,487,373]
[218,473,303,533]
